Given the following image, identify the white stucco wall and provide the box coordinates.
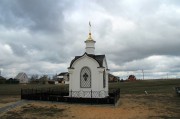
[68,54,109,98]
[85,40,95,54]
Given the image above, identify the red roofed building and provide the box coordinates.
[128,75,136,81]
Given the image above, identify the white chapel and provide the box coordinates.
[68,23,109,98]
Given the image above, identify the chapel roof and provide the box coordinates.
[69,53,105,68]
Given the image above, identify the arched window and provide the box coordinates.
[103,69,106,88]
[80,67,91,88]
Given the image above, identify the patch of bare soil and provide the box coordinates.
[0,103,68,119]
[0,94,179,119]
[0,96,20,108]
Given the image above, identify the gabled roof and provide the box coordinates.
[15,72,28,80]
[69,52,105,68]
[108,73,119,78]
[58,72,68,76]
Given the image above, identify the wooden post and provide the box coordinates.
[35,89,37,100]
[32,88,33,100]
[114,90,116,106]
[21,88,22,100]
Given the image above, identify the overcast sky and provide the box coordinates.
[0,0,180,79]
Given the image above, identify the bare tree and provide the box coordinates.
[30,74,39,81]
[52,74,58,81]
[39,75,48,84]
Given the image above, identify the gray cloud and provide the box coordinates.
[0,0,180,79]
[0,0,72,33]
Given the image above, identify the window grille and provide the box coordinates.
[80,67,91,88]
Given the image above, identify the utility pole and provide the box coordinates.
[142,69,144,80]
[167,73,168,79]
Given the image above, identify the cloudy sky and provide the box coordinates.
[0,0,180,79]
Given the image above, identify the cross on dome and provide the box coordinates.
[87,21,93,40]
[83,73,88,81]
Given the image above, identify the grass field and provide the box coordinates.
[0,84,68,95]
[0,79,180,119]
[109,79,180,94]
[0,79,179,95]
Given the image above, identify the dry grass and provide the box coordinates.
[0,84,68,95]
[0,94,179,119]
[0,103,69,119]
[0,95,20,108]
[0,80,179,119]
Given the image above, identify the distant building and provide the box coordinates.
[108,73,119,82]
[128,75,136,81]
[15,72,29,83]
[48,80,59,85]
[57,72,69,84]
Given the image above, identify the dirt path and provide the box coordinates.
[0,100,26,114]
[0,94,179,119]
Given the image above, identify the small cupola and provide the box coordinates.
[85,22,96,54]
